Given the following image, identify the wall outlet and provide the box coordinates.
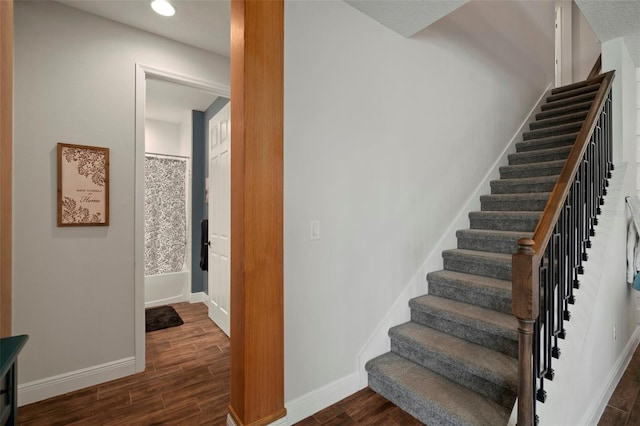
[613,325,617,342]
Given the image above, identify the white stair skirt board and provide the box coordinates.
[18,357,135,406]
[584,326,640,424]
[356,83,553,387]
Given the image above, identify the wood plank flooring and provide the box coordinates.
[18,302,230,425]
[21,300,637,425]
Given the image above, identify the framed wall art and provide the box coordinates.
[57,143,110,226]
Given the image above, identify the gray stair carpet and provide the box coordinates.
[365,78,600,425]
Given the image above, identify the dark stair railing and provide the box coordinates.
[512,70,615,425]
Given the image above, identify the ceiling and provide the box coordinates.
[575,0,640,66]
[57,0,230,57]
[146,78,218,124]
[57,0,640,71]
[344,0,468,38]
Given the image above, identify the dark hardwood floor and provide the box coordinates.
[18,302,230,425]
[20,300,637,425]
[293,388,422,426]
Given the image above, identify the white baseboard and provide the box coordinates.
[355,83,553,387]
[283,372,362,425]
[227,413,237,426]
[267,417,288,426]
[18,357,135,406]
[582,326,640,425]
[190,291,208,304]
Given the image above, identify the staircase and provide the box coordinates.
[365,78,602,425]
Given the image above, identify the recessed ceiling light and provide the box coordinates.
[151,0,175,17]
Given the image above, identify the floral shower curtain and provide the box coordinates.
[144,155,188,276]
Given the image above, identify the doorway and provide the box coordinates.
[134,64,230,372]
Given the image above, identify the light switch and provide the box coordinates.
[310,220,320,240]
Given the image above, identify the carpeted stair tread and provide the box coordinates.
[389,323,518,394]
[515,132,578,152]
[529,110,588,130]
[551,79,599,95]
[410,295,518,341]
[546,83,600,103]
[469,211,541,232]
[456,229,532,254]
[508,145,571,165]
[522,121,583,141]
[480,192,550,211]
[442,248,512,279]
[535,101,592,121]
[541,91,597,111]
[427,270,512,313]
[490,175,558,195]
[500,159,565,179]
[366,352,512,426]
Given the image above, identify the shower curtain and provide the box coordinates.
[144,154,188,276]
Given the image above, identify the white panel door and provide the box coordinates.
[208,103,231,336]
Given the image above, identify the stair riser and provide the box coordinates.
[551,79,595,95]
[469,217,539,232]
[523,123,583,141]
[410,310,518,358]
[491,181,556,194]
[529,112,588,131]
[516,137,575,152]
[368,375,447,426]
[499,164,564,179]
[428,280,512,314]
[546,84,599,103]
[390,340,517,408]
[481,198,548,211]
[456,236,518,256]
[443,256,512,280]
[508,151,569,165]
[541,92,597,111]
[536,102,592,120]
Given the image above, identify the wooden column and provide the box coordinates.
[0,0,13,338]
[512,239,539,426]
[229,1,285,425]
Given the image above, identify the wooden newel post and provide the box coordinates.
[512,238,539,426]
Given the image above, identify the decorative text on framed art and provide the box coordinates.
[57,143,110,226]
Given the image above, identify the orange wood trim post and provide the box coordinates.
[512,239,539,426]
[229,0,286,425]
[0,0,13,338]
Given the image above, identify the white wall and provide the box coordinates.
[145,118,187,157]
[572,1,601,81]
[13,0,229,399]
[637,67,640,194]
[283,0,554,410]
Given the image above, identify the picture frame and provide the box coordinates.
[57,143,110,226]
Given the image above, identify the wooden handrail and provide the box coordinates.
[512,70,615,425]
[588,54,602,80]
